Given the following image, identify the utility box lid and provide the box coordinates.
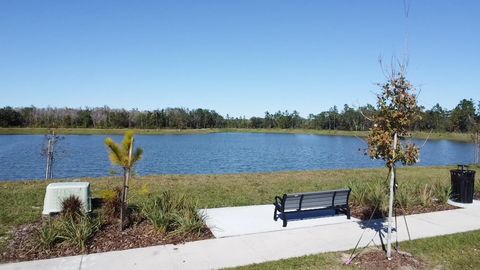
[42,182,92,215]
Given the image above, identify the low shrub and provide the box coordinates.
[36,214,103,252]
[99,187,122,219]
[350,179,388,217]
[419,184,434,207]
[61,195,83,217]
[140,190,205,235]
[433,181,451,204]
[57,214,102,251]
[37,219,59,249]
[395,183,415,210]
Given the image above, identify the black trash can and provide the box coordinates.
[450,165,476,203]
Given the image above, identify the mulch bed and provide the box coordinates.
[1,219,213,263]
[347,248,427,270]
[350,203,457,220]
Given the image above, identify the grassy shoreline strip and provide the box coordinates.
[0,127,473,142]
[0,166,478,260]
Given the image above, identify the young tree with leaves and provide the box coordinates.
[105,131,143,230]
[367,70,421,259]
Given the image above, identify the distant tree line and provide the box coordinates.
[0,98,479,133]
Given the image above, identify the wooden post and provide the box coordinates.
[387,133,398,259]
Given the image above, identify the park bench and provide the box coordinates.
[273,188,351,227]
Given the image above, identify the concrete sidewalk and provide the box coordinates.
[3,201,480,270]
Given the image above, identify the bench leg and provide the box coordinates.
[346,207,351,219]
[283,215,287,227]
[273,208,278,221]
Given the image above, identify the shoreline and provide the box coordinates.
[0,127,474,142]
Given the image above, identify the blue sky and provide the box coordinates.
[0,1,478,117]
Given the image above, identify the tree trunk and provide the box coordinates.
[120,169,127,231]
[387,133,398,259]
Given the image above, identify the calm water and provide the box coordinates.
[0,133,475,181]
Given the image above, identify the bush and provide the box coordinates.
[37,214,103,252]
[350,179,388,217]
[395,182,419,210]
[99,187,122,219]
[419,184,434,207]
[57,214,102,251]
[61,195,83,217]
[433,181,451,204]
[140,191,205,235]
[37,219,59,249]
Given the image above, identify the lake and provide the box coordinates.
[0,133,475,181]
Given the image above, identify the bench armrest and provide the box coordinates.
[274,196,284,211]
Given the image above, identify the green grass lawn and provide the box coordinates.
[231,229,480,270]
[0,127,474,142]
[1,165,478,255]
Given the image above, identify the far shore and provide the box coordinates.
[0,127,474,142]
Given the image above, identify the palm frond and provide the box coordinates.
[122,131,134,153]
[105,132,143,169]
[131,148,144,165]
[105,137,125,167]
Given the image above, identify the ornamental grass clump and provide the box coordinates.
[37,219,59,249]
[61,195,83,218]
[36,196,103,252]
[433,181,451,204]
[36,214,102,252]
[140,190,206,236]
[57,214,102,251]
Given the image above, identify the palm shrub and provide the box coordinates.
[104,131,143,230]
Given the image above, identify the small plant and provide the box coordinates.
[139,192,178,233]
[433,181,451,204]
[395,182,419,210]
[37,219,59,249]
[61,195,83,217]
[140,190,206,235]
[57,214,102,251]
[104,131,143,231]
[100,187,122,219]
[174,205,205,236]
[419,184,434,207]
